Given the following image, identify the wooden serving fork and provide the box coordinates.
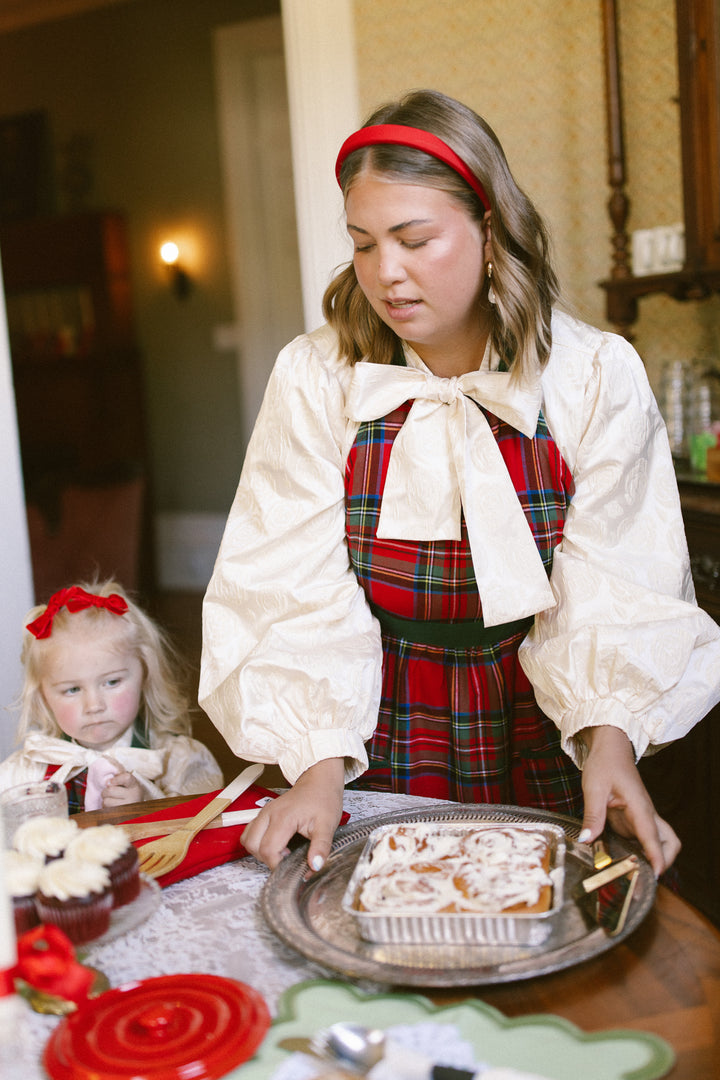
[137,763,264,878]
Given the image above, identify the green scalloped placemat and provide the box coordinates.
[231,979,674,1079]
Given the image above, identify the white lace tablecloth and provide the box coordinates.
[1,791,444,1080]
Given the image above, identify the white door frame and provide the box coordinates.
[281,0,359,332]
[213,1,359,446]
[0,257,35,756]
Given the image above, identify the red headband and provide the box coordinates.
[26,586,129,640]
[335,124,490,212]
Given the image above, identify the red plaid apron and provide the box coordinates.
[345,399,583,816]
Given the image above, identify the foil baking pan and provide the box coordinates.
[341,820,566,947]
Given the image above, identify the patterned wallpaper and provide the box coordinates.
[353,0,720,396]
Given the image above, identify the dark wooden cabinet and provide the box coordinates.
[638,478,720,926]
[679,477,720,620]
[0,211,152,599]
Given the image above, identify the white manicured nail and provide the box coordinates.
[310,855,324,872]
[578,829,592,844]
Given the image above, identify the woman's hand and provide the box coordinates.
[578,725,681,877]
[101,768,144,807]
[240,757,345,871]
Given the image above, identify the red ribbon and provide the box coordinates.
[26,586,129,639]
[7,925,97,1005]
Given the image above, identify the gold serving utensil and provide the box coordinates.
[592,838,613,869]
[136,763,264,878]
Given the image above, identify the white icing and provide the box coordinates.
[65,824,131,864]
[12,816,79,859]
[356,824,553,914]
[37,856,110,900]
[4,850,44,897]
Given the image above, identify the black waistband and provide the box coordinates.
[369,604,534,648]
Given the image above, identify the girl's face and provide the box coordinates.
[346,171,490,375]
[39,624,144,751]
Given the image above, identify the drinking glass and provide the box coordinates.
[0,780,69,846]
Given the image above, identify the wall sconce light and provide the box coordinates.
[160,241,192,300]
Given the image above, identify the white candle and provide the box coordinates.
[0,806,18,982]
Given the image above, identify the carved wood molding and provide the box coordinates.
[600,0,720,337]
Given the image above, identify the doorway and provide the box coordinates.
[214,16,304,447]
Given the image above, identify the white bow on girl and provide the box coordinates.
[22,732,166,810]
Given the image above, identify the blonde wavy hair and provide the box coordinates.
[323,89,560,377]
[17,579,191,743]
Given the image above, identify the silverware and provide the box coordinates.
[278,1021,477,1078]
[313,1023,385,1073]
[276,1038,359,1077]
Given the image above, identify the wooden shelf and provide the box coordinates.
[600,266,720,334]
[601,0,720,336]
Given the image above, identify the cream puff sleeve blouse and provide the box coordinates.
[522,313,720,765]
[199,325,382,786]
[199,313,720,784]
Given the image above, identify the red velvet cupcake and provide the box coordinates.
[35,857,113,945]
[65,825,140,908]
[4,850,43,936]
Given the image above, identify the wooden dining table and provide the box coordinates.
[5,790,720,1079]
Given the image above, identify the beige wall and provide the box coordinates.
[353,0,720,396]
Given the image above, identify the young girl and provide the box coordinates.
[1,581,224,811]
[199,90,720,877]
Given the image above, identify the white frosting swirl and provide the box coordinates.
[356,824,553,914]
[12,816,79,859]
[65,824,131,865]
[4,850,44,897]
[37,856,110,900]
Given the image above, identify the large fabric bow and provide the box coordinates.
[23,733,166,808]
[26,586,128,639]
[345,361,557,627]
[7,925,98,1006]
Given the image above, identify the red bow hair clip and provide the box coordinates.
[26,586,129,639]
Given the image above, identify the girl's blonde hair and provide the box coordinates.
[18,579,191,743]
[323,89,560,377]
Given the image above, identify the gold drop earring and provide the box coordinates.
[486,261,497,305]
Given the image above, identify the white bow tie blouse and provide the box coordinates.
[199,310,720,786]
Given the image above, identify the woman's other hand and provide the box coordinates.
[240,757,345,871]
[578,725,681,877]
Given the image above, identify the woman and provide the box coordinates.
[200,90,720,876]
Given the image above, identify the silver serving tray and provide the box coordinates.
[261,804,656,988]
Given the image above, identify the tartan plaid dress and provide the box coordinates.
[345,398,583,816]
